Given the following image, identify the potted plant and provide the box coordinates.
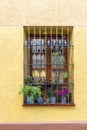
[24,75,35,85]
[62,72,69,78]
[43,31,47,36]
[19,85,42,104]
[58,87,69,104]
[37,78,46,86]
[60,56,65,62]
[48,90,56,104]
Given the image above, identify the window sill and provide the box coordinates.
[22,103,75,106]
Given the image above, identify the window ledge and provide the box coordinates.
[22,103,75,106]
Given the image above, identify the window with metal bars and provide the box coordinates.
[23,26,74,106]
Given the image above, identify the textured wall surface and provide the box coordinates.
[0,0,87,26]
[0,26,87,122]
[0,0,87,122]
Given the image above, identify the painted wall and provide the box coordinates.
[0,0,87,26]
[0,0,87,122]
[0,26,87,122]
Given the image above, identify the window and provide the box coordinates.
[23,26,74,106]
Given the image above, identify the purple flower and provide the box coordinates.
[58,88,68,97]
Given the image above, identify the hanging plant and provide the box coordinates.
[43,31,47,35]
[52,52,57,63]
[62,72,69,78]
[60,56,65,62]
[57,51,61,55]
[52,52,58,56]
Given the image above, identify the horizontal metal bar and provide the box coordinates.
[24,83,74,86]
[24,45,74,47]
[24,63,74,66]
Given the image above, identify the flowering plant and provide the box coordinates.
[58,88,68,97]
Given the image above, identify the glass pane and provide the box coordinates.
[36,54,41,68]
[32,54,36,68]
[59,71,64,83]
[52,70,57,83]
[42,54,46,68]
[51,70,64,84]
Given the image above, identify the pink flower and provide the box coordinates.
[58,88,68,97]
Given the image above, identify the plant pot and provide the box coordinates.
[50,96,56,104]
[61,97,66,104]
[27,96,33,104]
[38,97,44,104]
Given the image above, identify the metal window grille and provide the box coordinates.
[24,26,74,105]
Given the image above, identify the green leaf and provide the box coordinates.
[62,72,69,78]
[43,31,47,35]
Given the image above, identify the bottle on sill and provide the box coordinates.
[43,48,45,53]
[48,40,50,45]
[63,39,66,46]
[59,39,62,46]
[53,40,56,46]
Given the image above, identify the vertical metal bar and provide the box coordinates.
[58,27,61,103]
[39,26,41,80]
[50,26,52,102]
[70,41,74,103]
[45,26,47,94]
[56,26,58,103]
[62,26,64,72]
[67,27,70,103]
[69,32,74,103]
[23,27,25,104]
[34,26,36,84]
[58,27,60,103]
[28,27,30,78]
[61,26,64,103]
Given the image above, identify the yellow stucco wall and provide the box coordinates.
[0,26,87,122]
[0,0,87,122]
[0,0,87,26]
